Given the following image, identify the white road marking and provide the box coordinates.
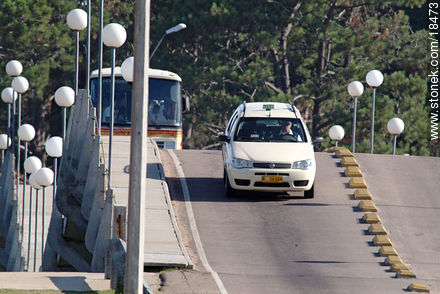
[168,150,228,294]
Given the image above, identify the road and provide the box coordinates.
[156,150,440,294]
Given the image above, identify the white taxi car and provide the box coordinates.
[219,102,319,198]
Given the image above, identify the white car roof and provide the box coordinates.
[240,102,299,118]
[90,67,182,82]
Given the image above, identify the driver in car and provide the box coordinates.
[279,120,302,142]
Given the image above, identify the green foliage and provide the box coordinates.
[0,0,436,156]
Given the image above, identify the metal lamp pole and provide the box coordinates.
[329,125,345,148]
[150,23,186,61]
[347,81,364,153]
[1,87,17,151]
[28,172,41,271]
[24,156,42,270]
[67,9,88,97]
[366,70,384,154]
[18,124,35,243]
[102,22,127,189]
[35,167,54,267]
[387,118,404,155]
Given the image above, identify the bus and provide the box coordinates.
[90,67,187,149]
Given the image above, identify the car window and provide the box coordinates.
[234,118,307,142]
[226,112,239,136]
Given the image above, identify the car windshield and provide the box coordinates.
[234,118,307,142]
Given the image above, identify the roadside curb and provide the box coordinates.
[151,140,194,269]
[327,147,430,293]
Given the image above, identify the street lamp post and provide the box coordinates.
[329,125,345,147]
[54,86,75,140]
[1,87,17,150]
[18,124,36,243]
[347,81,364,153]
[366,70,384,154]
[12,76,29,200]
[387,118,404,155]
[28,172,42,272]
[97,0,105,135]
[35,167,54,263]
[24,156,42,270]
[67,9,88,97]
[102,23,127,189]
[0,134,11,164]
[5,60,23,156]
[150,23,186,61]
[45,137,63,202]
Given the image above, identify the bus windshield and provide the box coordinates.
[90,77,182,127]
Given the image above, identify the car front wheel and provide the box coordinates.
[224,171,237,198]
[304,183,314,199]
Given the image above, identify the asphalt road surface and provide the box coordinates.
[156,150,440,294]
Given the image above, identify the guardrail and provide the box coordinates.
[0,89,143,291]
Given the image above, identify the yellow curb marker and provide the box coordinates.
[343,152,420,283]
[354,189,372,200]
[369,223,387,235]
[358,200,377,212]
[341,156,359,167]
[345,166,363,177]
[373,235,392,246]
[349,177,367,188]
[396,269,417,278]
[378,246,397,256]
[406,283,430,292]
[391,263,409,272]
[362,212,381,223]
[386,255,403,266]
[337,149,353,158]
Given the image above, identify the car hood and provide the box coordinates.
[231,141,314,163]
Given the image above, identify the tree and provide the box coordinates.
[151,0,433,155]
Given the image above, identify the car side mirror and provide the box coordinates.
[312,136,324,144]
[218,134,230,143]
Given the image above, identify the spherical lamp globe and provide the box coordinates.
[29,172,42,190]
[347,81,364,97]
[387,118,405,135]
[18,124,35,142]
[35,167,54,187]
[24,156,42,174]
[1,87,17,104]
[45,136,63,158]
[102,23,127,48]
[0,134,11,150]
[121,56,134,82]
[366,70,384,88]
[6,60,23,77]
[67,9,88,31]
[12,76,29,94]
[54,86,75,107]
[329,125,345,141]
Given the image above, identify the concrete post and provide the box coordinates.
[124,0,149,292]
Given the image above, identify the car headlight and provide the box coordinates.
[292,159,313,170]
[230,158,253,169]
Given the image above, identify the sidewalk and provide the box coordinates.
[0,136,188,291]
[101,136,192,268]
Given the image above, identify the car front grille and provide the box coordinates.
[253,162,292,169]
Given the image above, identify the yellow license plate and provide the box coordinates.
[261,176,283,183]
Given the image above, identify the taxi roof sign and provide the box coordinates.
[263,104,274,110]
